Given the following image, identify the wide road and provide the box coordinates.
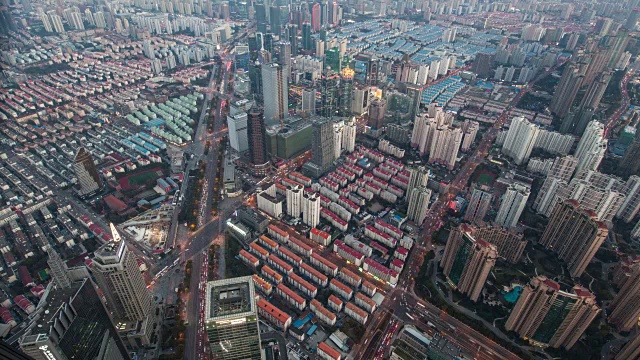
[353,62,566,360]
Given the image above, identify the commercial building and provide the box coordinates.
[440,225,497,302]
[262,63,289,126]
[73,147,103,196]
[540,200,608,277]
[91,233,155,348]
[464,187,492,224]
[608,263,640,332]
[228,112,249,153]
[368,98,386,129]
[19,276,129,360]
[247,107,270,174]
[495,183,530,229]
[505,276,600,350]
[389,325,434,360]
[204,277,262,359]
[501,117,540,165]
[304,117,335,178]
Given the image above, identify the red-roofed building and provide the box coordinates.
[330,278,353,300]
[327,295,343,312]
[345,302,368,325]
[257,299,292,330]
[276,283,306,311]
[317,341,341,360]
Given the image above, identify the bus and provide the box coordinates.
[172,190,180,205]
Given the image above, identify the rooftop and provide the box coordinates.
[206,276,256,320]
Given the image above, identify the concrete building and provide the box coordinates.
[302,89,316,116]
[303,117,335,178]
[505,276,599,350]
[540,200,608,278]
[461,120,479,152]
[407,166,429,196]
[286,184,303,218]
[247,107,270,175]
[19,277,129,360]
[429,126,463,170]
[495,183,530,229]
[368,98,386,129]
[257,299,291,330]
[501,117,540,165]
[474,226,527,264]
[204,277,262,359]
[440,225,497,302]
[302,192,320,227]
[608,263,640,332]
[342,117,356,153]
[262,63,288,126]
[616,332,640,360]
[257,183,284,218]
[550,62,584,119]
[228,112,249,153]
[464,187,492,224]
[91,228,155,348]
[73,147,103,196]
[574,120,607,175]
[406,186,431,225]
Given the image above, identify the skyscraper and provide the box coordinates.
[608,262,640,332]
[471,53,494,78]
[407,186,431,225]
[616,331,640,360]
[302,22,313,51]
[616,175,640,223]
[368,98,386,129]
[428,126,463,170]
[277,41,291,80]
[247,107,270,175]
[92,228,153,323]
[495,183,530,229]
[574,120,607,175]
[341,117,356,153]
[74,147,103,196]
[550,62,584,118]
[19,278,130,360]
[311,4,320,31]
[440,225,497,302]
[205,277,262,359]
[302,192,320,227]
[303,117,335,178]
[286,184,303,218]
[261,63,288,126]
[626,8,640,30]
[318,73,339,117]
[405,83,423,121]
[46,246,71,289]
[228,112,249,153]
[540,200,608,278]
[407,166,429,196]
[474,226,527,264]
[0,0,16,35]
[301,89,316,116]
[501,117,540,165]
[338,70,354,117]
[505,276,600,350]
[464,187,492,224]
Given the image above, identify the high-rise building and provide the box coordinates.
[617,175,640,223]
[286,184,303,218]
[277,41,291,80]
[548,155,578,182]
[608,262,640,332]
[440,225,497,302]
[578,71,612,113]
[461,120,479,152]
[471,53,494,78]
[464,187,492,224]
[505,276,600,350]
[247,107,270,175]
[626,8,640,30]
[303,117,334,178]
[205,277,262,359]
[574,120,607,175]
[429,126,463,170]
[261,63,288,126]
[311,4,320,31]
[92,229,154,327]
[302,22,313,51]
[607,29,629,69]
[550,62,584,118]
[407,166,429,196]
[40,9,53,32]
[338,71,354,117]
[47,246,71,289]
[19,277,130,360]
[74,147,103,196]
[368,98,386,129]
[407,186,431,225]
[501,117,540,165]
[405,83,423,121]
[228,112,249,153]
[495,183,530,229]
[616,331,640,360]
[319,73,339,117]
[302,192,320,227]
[341,117,356,153]
[474,226,527,264]
[540,200,608,277]
[301,89,316,116]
